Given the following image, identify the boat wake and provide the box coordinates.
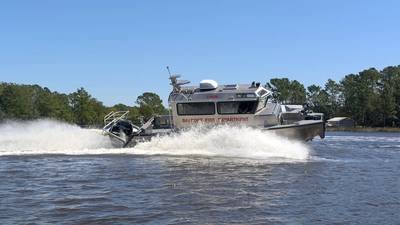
[0,120,311,161]
[133,125,310,160]
[0,119,113,155]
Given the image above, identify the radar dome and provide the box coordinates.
[200,80,218,90]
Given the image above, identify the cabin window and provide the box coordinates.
[177,102,215,115]
[217,101,258,114]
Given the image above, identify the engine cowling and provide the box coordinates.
[110,120,134,136]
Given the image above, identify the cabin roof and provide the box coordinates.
[180,84,265,94]
[169,81,271,103]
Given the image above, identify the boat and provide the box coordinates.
[102,71,325,148]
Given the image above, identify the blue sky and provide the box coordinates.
[1,0,399,106]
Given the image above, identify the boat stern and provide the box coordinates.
[266,120,326,141]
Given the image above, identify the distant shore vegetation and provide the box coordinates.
[0,85,168,127]
[1,65,399,128]
[327,127,400,132]
[269,65,400,128]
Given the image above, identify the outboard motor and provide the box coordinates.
[110,120,135,137]
[102,111,141,147]
[108,119,141,147]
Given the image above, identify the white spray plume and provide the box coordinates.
[134,125,310,161]
[0,119,112,155]
[0,121,310,161]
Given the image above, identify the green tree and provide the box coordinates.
[52,93,74,122]
[341,68,380,126]
[270,78,306,104]
[324,79,342,117]
[270,78,290,103]
[36,87,53,117]
[0,84,40,120]
[69,88,106,126]
[392,66,400,126]
[380,66,400,126]
[289,80,306,104]
[0,83,5,120]
[307,85,330,117]
[136,92,168,120]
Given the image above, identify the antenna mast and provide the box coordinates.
[166,66,190,93]
[166,66,172,77]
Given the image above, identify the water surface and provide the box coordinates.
[0,122,399,224]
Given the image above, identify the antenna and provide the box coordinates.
[166,66,172,77]
[166,66,190,93]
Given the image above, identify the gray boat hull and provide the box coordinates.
[264,120,325,141]
[118,120,325,148]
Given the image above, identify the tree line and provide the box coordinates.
[0,84,168,127]
[270,65,400,127]
[1,65,399,127]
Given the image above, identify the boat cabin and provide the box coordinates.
[167,79,289,129]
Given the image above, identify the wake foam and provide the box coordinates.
[0,119,113,155]
[133,125,310,160]
[0,120,311,161]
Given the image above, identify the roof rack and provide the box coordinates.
[223,84,238,90]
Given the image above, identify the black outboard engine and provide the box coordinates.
[110,120,135,137]
[105,119,142,147]
[103,111,142,147]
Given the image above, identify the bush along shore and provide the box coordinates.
[1,65,400,128]
[327,127,400,132]
[0,85,168,127]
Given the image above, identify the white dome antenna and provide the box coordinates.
[200,80,218,90]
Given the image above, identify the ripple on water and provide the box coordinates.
[0,131,400,224]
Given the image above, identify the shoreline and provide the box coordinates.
[327,127,400,132]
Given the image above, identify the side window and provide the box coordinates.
[177,102,215,115]
[217,101,257,114]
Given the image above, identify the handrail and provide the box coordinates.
[104,111,129,124]
[102,111,129,132]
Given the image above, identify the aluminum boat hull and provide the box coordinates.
[117,120,325,148]
[264,120,325,141]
